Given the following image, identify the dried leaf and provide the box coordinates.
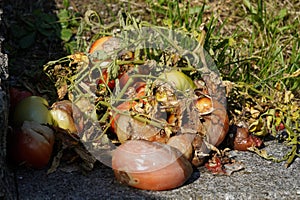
[57,82,68,100]
[47,147,65,174]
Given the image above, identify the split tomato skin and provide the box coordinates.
[8,122,55,169]
[9,96,55,169]
[112,140,193,191]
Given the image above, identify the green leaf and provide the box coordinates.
[37,21,55,37]
[58,9,70,28]
[189,5,208,15]
[63,0,70,8]
[64,40,77,54]
[243,0,256,14]
[277,9,287,19]
[38,27,54,37]
[19,32,36,48]
[41,13,57,24]
[58,9,70,21]
[10,24,28,38]
[60,28,73,41]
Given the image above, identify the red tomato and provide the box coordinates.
[133,82,146,93]
[8,121,55,169]
[205,155,225,174]
[233,127,263,151]
[131,82,147,102]
[275,123,285,131]
[97,70,131,91]
[97,69,116,90]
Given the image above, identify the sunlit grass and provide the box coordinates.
[142,1,299,165]
[146,0,299,97]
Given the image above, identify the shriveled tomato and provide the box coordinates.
[233,127,263,151]
[205,155,225,174]
[8,121,55,169]
[13,96,53,127]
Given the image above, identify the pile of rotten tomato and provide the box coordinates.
[8,28,267,191]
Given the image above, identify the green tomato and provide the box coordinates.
[13,96,53,127]
[158,70,196,92]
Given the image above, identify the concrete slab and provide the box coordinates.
[15,141,300,200]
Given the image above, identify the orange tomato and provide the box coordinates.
[112,140,193,190]
[89,36,113,53]
[195,97,213,114]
